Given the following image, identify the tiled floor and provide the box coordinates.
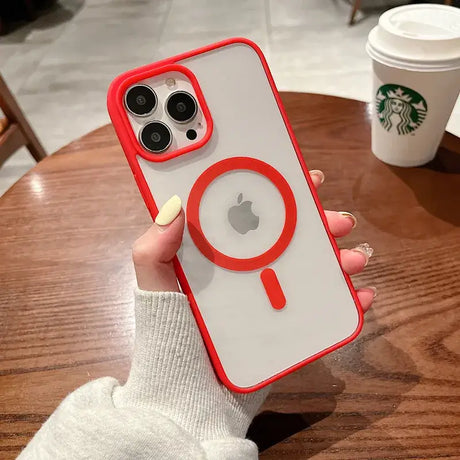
[0,0,458,195]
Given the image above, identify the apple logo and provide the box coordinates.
[228,193,260,235]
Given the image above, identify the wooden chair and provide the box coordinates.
[349,0,454,26]
[348,0,362,26]
[0,73,46,168]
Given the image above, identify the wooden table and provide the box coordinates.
[1,93,459,459]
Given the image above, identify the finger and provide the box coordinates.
[340,244,374,275]
[132,195,185,292]
[357,287,376,313]
[325,210,357,237]
[309,169,325,188]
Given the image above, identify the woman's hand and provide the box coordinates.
[132,169,375,311]
[121,169,376,446]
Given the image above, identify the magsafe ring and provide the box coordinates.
[186,157,297,271]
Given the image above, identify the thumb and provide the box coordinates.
[132,195,185,292]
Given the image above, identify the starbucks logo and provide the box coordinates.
[376,84,427,135]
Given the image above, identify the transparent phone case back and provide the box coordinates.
[134,42,360,390]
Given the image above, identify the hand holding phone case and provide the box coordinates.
[108,38,363,393]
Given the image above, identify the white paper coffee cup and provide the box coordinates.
[367,4,460,167]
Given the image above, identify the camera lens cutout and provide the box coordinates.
[139,121,172,153]
[166,91,198,123]
[125,85,157,116]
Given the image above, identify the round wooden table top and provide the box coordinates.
[1,93,459,459]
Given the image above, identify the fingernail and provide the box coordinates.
[352,243,374,266]
[155,195,182,228]
[310,169,325,184]
[367,286,377,299]
[338,211,357,229]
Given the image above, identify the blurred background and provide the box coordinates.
[1,0,459,194]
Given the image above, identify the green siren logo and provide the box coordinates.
[376,84,427,135]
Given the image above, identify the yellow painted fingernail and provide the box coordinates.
[310,169,325,184]
[338,211,357,228]
[155,195,182,227]
[352,243,374,266]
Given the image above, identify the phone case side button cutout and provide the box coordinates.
[260,268,286,310]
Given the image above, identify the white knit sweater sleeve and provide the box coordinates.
[17,290,269,459]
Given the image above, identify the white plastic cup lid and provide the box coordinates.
[367,4,460,71]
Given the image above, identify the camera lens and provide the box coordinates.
[166,91,197,123]
[139,121,172,153]
[125,85,157,116]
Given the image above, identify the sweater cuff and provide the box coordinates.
[113,289,226,437]
[115,289,200,409]
[113,289,267,442]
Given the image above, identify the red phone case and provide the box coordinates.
[108,38,363,393]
